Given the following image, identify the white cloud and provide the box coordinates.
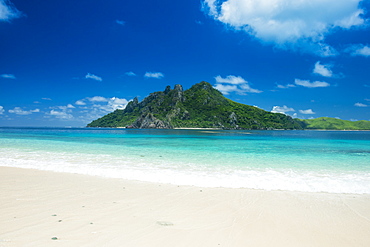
[214,84,239,95]
[125,71,136,76]
[75,100,86,106]
[276,83,295,89]
[346,44,370,57]
[71,96,130,124]
[215,75,246,85]
[9,107,40,115]
[1,73,16,79]
[203,0,366,56]
[85,73,102,81]
[109,97,128,110]
[214,75,262,95]
[239,83,262,93]
[75,96,129,122]
[313,61,333,77]
[116,20,125,26]
[42,97,52,101]
[0,106,4,114]
[48,104,76,120]
[299,109,316,114]
[88,96,109,102]
[51,105,75,111]
[354,102,368,107]
[0,0,22,21]
[271,105,295,115]
[49,110,73,119]
[295,79,330,88]
[144,72,164,79]
[96,97,129,112]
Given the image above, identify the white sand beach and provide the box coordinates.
[1,166,370,247]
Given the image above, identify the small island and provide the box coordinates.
[87,81,370,130]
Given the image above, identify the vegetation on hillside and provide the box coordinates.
[300,117,370,130]
[87,81,304,129]
[87,82,370,130]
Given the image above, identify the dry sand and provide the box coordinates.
[1,166,370,247]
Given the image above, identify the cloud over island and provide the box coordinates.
[213,75,262,95]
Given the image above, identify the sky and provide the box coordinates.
[0,0,370,127]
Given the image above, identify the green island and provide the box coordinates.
[87,81,370,130]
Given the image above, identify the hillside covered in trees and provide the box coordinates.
[87,81,303,129]
[87,81,370,130]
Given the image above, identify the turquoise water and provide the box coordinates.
[1,127,370,194]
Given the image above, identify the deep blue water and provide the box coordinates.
[1,127,369,194]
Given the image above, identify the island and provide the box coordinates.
[87,81,370,130]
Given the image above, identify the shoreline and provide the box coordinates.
[1,166,370,246]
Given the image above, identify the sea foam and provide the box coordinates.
[1,128,369,194]
[1,147,369,194]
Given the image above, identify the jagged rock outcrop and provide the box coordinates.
[129,113,172,129]
[124,97,138,113]
[87,81,305,130]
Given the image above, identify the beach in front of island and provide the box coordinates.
[1,166,370,247]
[1,128,370,246]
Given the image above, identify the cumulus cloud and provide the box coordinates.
[0,106,4,114]
[1,73,16,79]
[78,96,129,112]
[346,44,370,57]
[214,84,239,95]
[49,110,73,119]
[354,102,368,107]
[0,0,22,21]
[215,75,247,85]
[295,79,330,88]
[203,0,366,56]
[313,61,333,77]
[144,72,164,79]
[88,96,108,102]
[85,73,102,81]
[72,96,130,123]
[97,97,129,112]
[50,105,75,111]
[214,75,262,95]
[75,100,86,106]
[299,109,316,114]
[271,105,295,115]
[9,107,40,115]
[47,104,77,120]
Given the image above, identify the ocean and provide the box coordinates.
[1,127,369,194]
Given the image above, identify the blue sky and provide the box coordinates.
[0,0,370,127]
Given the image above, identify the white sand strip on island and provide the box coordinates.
[1,166,370,247]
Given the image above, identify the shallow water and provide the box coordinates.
[1,127,369,194]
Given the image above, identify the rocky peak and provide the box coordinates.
[125,96,139,113]
[172,84,184,103]
[164,85,171,94]
[174,84,183,92]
